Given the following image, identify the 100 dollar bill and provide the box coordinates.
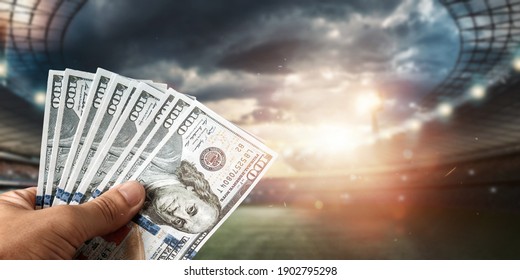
[76,100,276,259]
[57,75,137,204]
[70,82,168,204]
[45,69,94,207]
[36,70,64,209]
[90,90,194,199]
[54,69,115,205]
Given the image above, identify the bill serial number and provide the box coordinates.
[217,143,254,193]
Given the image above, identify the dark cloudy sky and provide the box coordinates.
[62,0,459,176]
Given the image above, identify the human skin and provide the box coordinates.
[0,181,145,259]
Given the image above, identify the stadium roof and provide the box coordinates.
[382,0,520,166]
[0,0,86,161]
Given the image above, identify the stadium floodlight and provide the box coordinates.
[513,56,520,72]
[407,119,422,131]
[469,85,486,100]
[34,91,46,105]
[437,103,453,117]
[0,60,7,77]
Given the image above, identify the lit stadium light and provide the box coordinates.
[469,85,486,99]
[0,61,7,77]
[356,91,382,115]
[437,103,453,117]
[34,91,46,105]
[407,119,422,131]
[513,56,520,71]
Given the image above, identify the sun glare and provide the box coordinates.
[306,124,365,153]
[356,91,382,115]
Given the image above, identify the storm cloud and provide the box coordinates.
[65,0,457,100]
[61,0,460,173]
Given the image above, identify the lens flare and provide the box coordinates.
[356,91,382,115]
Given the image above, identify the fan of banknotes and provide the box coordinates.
[36,68,276,259]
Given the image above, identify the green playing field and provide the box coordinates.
[195,205,419,260]
[195,199,520,260]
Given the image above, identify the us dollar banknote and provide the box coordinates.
[70,82,168,204]
[57,75,137,204]
[90,91,193,200]
[36,70,64,209]
[76,101,276,259]
[44,69,94,207]
[53,68,115,205]
[38,68,276,260]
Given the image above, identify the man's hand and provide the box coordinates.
[0,181,145,259]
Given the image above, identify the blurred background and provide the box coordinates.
[1,0,520,259]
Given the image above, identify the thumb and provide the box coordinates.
[74,181,145,239]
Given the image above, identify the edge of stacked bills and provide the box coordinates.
[37,68,277,260]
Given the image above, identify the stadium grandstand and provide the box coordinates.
[0,0,85,187]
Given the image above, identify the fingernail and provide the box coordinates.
[117,181,143,206]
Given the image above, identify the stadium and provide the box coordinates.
[1,0,520,259]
